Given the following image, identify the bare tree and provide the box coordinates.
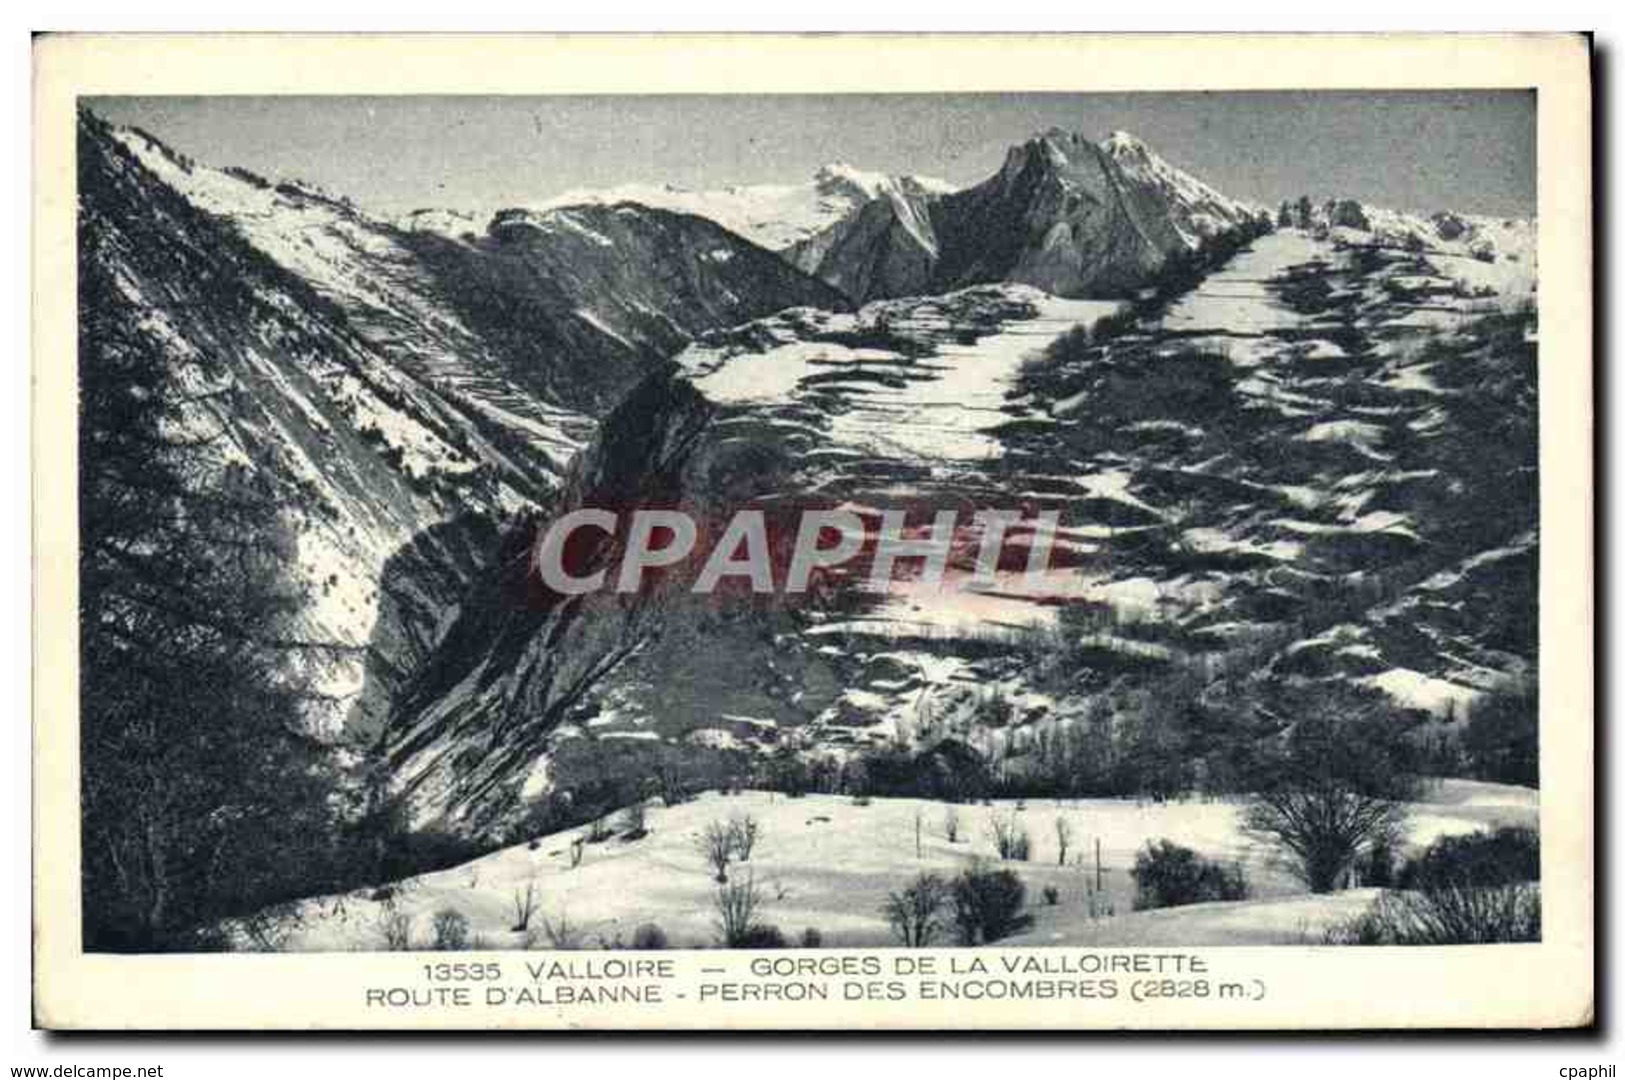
[510,880,538,932]
[988,810,1031,861]
[656,762,690,807]
[713,870,766,946]
[1054,816,1074,867]
[698,820,734,883]
[1245,786,1408,894]
[882,872,951,947]
[943,805,962,844]
[620,799,649,839]
[1244,707,1419,893]
[728,813,762,862]
[540,908,581,950]
[377,898,413,951]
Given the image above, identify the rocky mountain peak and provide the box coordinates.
[1102,129,1152,159]
[812,161,888,197]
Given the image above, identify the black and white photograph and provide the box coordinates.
[27,31,1593,1033]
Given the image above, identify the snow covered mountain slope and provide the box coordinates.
[81,111,526,739]
[409,131,1263,309]
[1100,130,1263,247]
[923,129,1265,300]
[403,204,850,414]
[81,110,851,739]
[113,126,849,420]
[783,129,1266,304]
[1277,197,1537,308]
[111,125,594,459]
[516,163,956,254]
[84,104,1537,851]
[782,173,947,303]
[383,222,1536,839]
[379,283,1125,830]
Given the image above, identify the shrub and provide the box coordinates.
[509,880,539,932]
[540,909,580,950]
[714,871,767,947]
[1132,840,1249,910]
[989,811,1031,861]
[733,924,789,949]
[631,922,670,950]
[377,899,413,951]
[655,763,691,807]
[1463,684,1538,787]
[882,872,951,947]
[1398,827,1540,891]
[1243,712,1415,893]
[800,928,823,948]
[1324,883,1541,945]
[697,820,734,882]
[431,908,470,951]
[950,863,1031,944]
[728,813,762,861]
[1042,885,1061,906]
[1054,817,1073,866]
[375,823,489,885]
[1091,309,1139,345]
[620,801,649,841]
[1354,835,1399,888]
[768,749,810,797]
[943,805,962,843]
[233,902,301,953]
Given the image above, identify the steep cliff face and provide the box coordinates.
[378,284,1127,830]
[784,177,942,302]
[404,204,850,414]
[376,371,711,827]
[109,125,592,468]
[385,224,1537,840]
[80,111,525,738]
[785,130,1263,303]
[113,125,852,421]
[80,111,853,740]
[926,130,1261,299]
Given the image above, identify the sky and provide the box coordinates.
[85,91,1536,220]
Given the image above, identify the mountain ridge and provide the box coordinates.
[82,109,854,739]
[78,106,1538,845]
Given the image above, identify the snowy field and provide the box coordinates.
[266,780,1536,952]
[683,289,1122,463]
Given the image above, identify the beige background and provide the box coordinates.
[31,32,1593,1030]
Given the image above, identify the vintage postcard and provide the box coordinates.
[32,33,1592,1030]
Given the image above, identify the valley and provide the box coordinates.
[74,105,1541,952]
